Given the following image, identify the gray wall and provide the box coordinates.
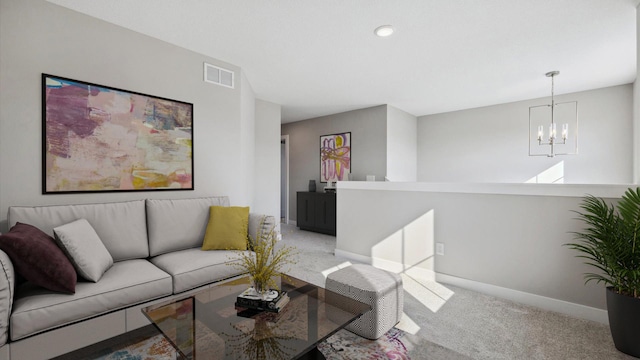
[281,141,287,219]
[386,106,417,181]
[254,99,282,222]
[0,0,279,230]
[281,105,387,221]
[240,72,256,211]
[418,84,633,184]
[635,4,640,184]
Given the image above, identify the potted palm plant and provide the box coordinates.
[567,187,640,357]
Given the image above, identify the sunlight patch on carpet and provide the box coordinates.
[396,312,421,335]
[401,273,454,313]
[321,261,353,279]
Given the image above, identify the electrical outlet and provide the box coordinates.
[436,243,445,256]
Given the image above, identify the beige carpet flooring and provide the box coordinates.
[279,223,637,360]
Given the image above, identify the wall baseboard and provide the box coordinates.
[334,248,368,263]
[335,248,608,325]
[435,273,609,325]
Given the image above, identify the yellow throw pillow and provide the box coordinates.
[202,206,250,250]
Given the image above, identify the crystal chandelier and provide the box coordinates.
[529,71,578,157]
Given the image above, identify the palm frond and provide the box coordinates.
[566,189,640,298]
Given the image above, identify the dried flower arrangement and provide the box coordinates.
[231,216,298,296]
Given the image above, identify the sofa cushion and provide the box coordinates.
[8,200,148,262]
[248,214,277,250]
[202,206,249,251]
[10,259,172,341]
[53,219,114,282]
[0,223,76,294]
[0,250,15,347]
[151,248,248,293]
[146,197,230,256]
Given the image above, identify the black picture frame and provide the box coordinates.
[42,74,194,194]
[319,132,351,183]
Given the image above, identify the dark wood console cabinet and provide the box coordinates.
[296,192,336,235]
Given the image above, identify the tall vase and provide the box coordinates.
[252,278,268,299]
[308,180,316,192]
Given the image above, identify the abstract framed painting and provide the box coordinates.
[320,132,351,183]
[42,74,194,194]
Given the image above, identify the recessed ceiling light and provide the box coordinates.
[374,25,394,37]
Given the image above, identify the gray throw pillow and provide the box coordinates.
[54,219,113,282]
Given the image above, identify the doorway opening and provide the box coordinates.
[280,135,289,224]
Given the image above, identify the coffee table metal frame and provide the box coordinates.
[142,274,370,359]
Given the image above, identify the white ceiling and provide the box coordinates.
[47,0,639,123]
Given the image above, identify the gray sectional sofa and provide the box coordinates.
[0,196,273,360]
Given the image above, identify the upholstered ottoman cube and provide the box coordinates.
[325,264,403,339]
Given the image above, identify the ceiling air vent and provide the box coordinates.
[204,62,234,89]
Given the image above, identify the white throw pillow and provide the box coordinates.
[53,218,114,282]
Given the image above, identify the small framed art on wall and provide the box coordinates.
[320,132,351,183]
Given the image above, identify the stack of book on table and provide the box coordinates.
[235,288,290,313]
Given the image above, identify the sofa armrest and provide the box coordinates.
[0,250,15,346]
[248,213,276,247]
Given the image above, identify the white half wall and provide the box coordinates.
[386,106,417,181]
[418,84,633,184]
[336,181,632,323]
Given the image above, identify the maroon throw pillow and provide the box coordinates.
[0,222,76,293]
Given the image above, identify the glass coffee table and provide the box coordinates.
[142,274,371,359]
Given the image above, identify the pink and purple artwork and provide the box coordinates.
[320,132,351,182]
[43,74,193,193]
